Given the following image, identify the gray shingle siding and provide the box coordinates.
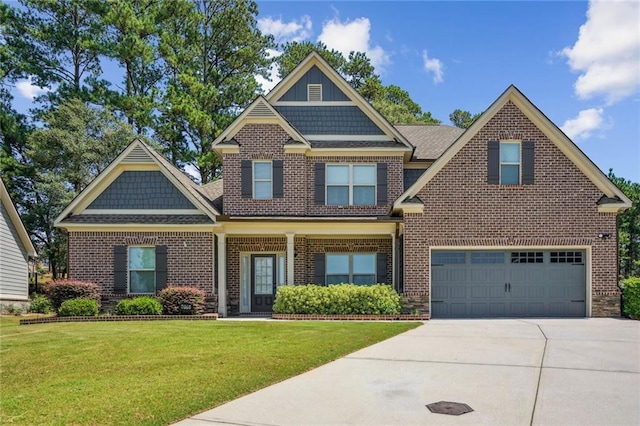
[275,106,385,135]
[0,201,29,300]
[88,171,195,210]
[403,169,426,190]
[61,214,213,224]
[278,66,350,102]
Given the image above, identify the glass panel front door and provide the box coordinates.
[251,255,276,312]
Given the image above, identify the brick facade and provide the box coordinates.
[402,101,620,316]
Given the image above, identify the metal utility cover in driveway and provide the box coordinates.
[426,401,474,415]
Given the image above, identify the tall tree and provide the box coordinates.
[277,42,440,125]
[158,0,274,183]
[102,0,165,134]
[4,0,108,110]
[449,109,482,129]
[608,170,640,278]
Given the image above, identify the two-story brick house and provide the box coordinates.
[55,52,631,318]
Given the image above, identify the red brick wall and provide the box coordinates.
[403,101,619,316]
[67,231,214,295]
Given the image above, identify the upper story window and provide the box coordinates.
[326,164,376,206]
[253,161,272,199]
[500,141,521,185]
[307,84,322,101]
[129,246,156,293]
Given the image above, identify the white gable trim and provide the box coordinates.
[213,96,309,148]
[0,179,36,257]
[54,140,217,226]
[395,85,632,212]
[265,52,414,152]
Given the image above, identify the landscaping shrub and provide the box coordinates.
[115,296,162,315]
[58,298,99,317]
[158,286,205,315]
[0,304,25,315]
[621,277,640,319]
[273,284,402,315]
[29,294,53,314]
[44,280,101,311]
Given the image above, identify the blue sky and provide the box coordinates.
[8,0,640,181]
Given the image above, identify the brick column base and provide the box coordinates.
[592,294,621,317]
[401,293,430,315]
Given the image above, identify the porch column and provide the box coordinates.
[216,233,227,317]
[391,233,396,288]
[286,233,295,285]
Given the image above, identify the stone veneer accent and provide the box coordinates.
[67,231,215,296]
[403,101,620,317]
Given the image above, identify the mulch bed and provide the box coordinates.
[272,314,429,321]
[19,314,218,325]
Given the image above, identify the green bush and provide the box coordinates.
[0,304,25,315]
[58,298,99,317]
[158,286,205,315]
[115,297,162,315]
[273,284,401,315]
[621,277,640,319]
[44,280,101,311]
[29,294,53,314]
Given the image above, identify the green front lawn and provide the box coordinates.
[0,316,418,425]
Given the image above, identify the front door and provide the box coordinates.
[251,254,276,312]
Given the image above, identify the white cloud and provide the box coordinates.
[561,0,640,104]
[255,48,283,93]
[421,50,444,84]
[317,17,390,71]
[16,77,50,100]
[258,15,312,44]
[561,108,605,140]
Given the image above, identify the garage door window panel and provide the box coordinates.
[550,251,583,264]
[511,252,543,264]
[471,252,505,264]
[432,252,466,265]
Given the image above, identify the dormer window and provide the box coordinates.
[307,84,322,102]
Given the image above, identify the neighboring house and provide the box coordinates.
[1,178,36,305]
[54,53,632,318]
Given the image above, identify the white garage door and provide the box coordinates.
[431,250,586,318]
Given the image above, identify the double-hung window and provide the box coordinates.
[129,246,156,293]
[326,253,376,285]
[326,164,376,206]
[500,142,521,185]
[253,161,272,199]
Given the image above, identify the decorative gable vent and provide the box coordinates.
[307,84,322,102]
[122,145,153,163]
[247,99,276,118]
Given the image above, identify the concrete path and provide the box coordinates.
[175,319,640,426]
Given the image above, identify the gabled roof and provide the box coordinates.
[212,96,309,148]
[265,52,414,152]
[54,139,220,227]
[0,178,36,257]
[395,85,632,212]
[396,125,464,160]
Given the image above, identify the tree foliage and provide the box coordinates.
[449,109,482,129]
[609,170,640,278]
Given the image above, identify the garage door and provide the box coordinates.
[431,250,586,318]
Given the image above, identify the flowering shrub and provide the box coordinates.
[44,280,101,311]
[158,286,205,315]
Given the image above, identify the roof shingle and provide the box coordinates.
[395,125,464,160]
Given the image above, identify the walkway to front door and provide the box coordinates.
[251,254,276,312]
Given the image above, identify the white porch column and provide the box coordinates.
[391,233,396,288]
[286,233,295,285]
[216,233,227,317]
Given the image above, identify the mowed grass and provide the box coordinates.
[0,316,418,425]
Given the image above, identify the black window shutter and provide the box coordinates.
[314,163,325,205]
[273,160,284,198]
[377,163,388,205]
[155,245,168,292]
[522,141,535,185]
[241,160,252,198]
[113,246,127,293]
[487,140,500,184]
[314,253,326,285]
[376,253,388,284]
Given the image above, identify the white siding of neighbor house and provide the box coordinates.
[0,199,29,301]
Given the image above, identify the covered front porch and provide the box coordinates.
[214,219,402,316]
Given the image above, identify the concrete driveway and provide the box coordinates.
[176,319,640,426]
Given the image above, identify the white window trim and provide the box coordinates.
[325,253,377,285]
[499,140,522,185]
[252,160,273,200]
[325,164,377,206]
[307,84,322,102]
[128,245,156,294]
